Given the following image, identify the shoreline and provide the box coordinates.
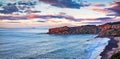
[47,21,120,59]
[100,37,120,59]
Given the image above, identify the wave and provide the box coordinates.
[0,29,110,59]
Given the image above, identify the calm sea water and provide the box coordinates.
[0,28,110,59]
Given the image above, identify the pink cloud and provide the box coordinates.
[107,1,120,17]
[91,3,105,7]
[91,8,112,13]
[28,14,39,18]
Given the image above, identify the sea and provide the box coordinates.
[0,28,110,59]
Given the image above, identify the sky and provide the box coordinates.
[0,0,120,28]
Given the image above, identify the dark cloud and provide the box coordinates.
[97,17,112,20]
[35,20,46,22]
[0,16,27,20]
[0,14,79,21]
[0,2,3,7]
[17,0,37,6]
[38,15,81,21]
[87,22,103,25]
[106,14,118,16]
[0,16,11,20]
[39,0,89,9]
[0,4,18,14]
[107,1,120,17]
[0,1,38,14]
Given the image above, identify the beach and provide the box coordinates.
[100,37,120,59]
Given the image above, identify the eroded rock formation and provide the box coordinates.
[98,22,120,37]
[48,21,120,37]
[48,25,100,34]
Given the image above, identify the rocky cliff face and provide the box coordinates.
[48,26,70,34]
[98,22,120,37]
[48,21,120,37]
[48,25,100,34]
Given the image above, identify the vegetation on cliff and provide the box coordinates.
[48,25,100,34]
[98,21,120,37]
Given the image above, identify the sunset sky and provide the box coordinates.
[0,0,120,28]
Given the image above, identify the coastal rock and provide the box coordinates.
[48,25,100,34]
[48,26,70,34]
[48,21,120,36]
[98,29,120,37]
[98,22,120,37]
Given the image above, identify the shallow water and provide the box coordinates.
[0,28,110,59]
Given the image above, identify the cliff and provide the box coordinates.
[48,21,120,37]
[98,22,120,37]
[48,25,100,34]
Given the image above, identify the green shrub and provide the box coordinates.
[111,52,120,59]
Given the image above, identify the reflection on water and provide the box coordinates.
[0,28,109,59]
